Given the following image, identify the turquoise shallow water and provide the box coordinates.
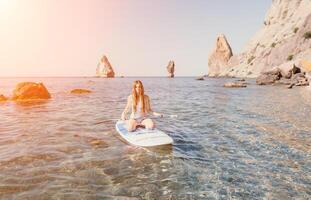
[0,77,310,199]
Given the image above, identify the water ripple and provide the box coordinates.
[0,77,310,199]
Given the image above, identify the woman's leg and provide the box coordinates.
[127,119,138,132]
[141,118,155,129]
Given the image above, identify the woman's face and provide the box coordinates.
[135,83,141,94]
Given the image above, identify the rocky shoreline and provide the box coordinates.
[207,0,311,89]
[256,63,309,88]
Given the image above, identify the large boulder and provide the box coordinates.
[256,68,282,85]
[196,76,204,80]
[96,55,115,78]
[208,34,233,77]
[257,65,309,88]
[0,94,8,101]
[12,82,51,100]
[275,63,301,79]
[166,60,175,78]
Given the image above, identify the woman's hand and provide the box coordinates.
[153,112,163,118]
[121,112,126,121]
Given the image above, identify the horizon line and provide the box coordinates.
[0,75,208,78]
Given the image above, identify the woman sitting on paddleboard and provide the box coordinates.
[121,80,163,132]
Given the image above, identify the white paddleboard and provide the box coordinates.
[115,120,173,147]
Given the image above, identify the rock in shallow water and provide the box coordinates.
[196,76,204,80]
[12,82,51,101]
[257,65,310,88]
[0,94,8,101]
[70,89,92,94]
[224,82,247,88]
[256,68,282,85]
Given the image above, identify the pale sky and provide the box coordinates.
[0,0,271,77]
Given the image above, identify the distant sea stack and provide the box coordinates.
[167,60,175,78]
[208,34,233,77]
[208,0,311,78]
[96,55,115,78]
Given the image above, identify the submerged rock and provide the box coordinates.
[166,60,175,78]
[12,82,51,101]
[224,82,247,88]
[70,89,92,94]
[89,139,108,148]
[96,55,115,78]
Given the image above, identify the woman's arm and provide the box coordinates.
[121,95,131,120]
[146,96,163,117]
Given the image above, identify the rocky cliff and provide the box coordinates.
[208,0,311,78]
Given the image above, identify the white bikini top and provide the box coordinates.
[130,98,144,119]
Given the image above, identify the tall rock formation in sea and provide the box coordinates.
[208,34,233,77]
[208,0,311,78]
[96,55,115,78]
[167,60,175,78]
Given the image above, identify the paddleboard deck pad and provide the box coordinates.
[115,120,173,147]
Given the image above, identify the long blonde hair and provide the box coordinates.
[132,80,146,113]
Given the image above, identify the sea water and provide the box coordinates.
[0,77,310,199]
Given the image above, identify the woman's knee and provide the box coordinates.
[127,119,137,132]
[142,119,155,129]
